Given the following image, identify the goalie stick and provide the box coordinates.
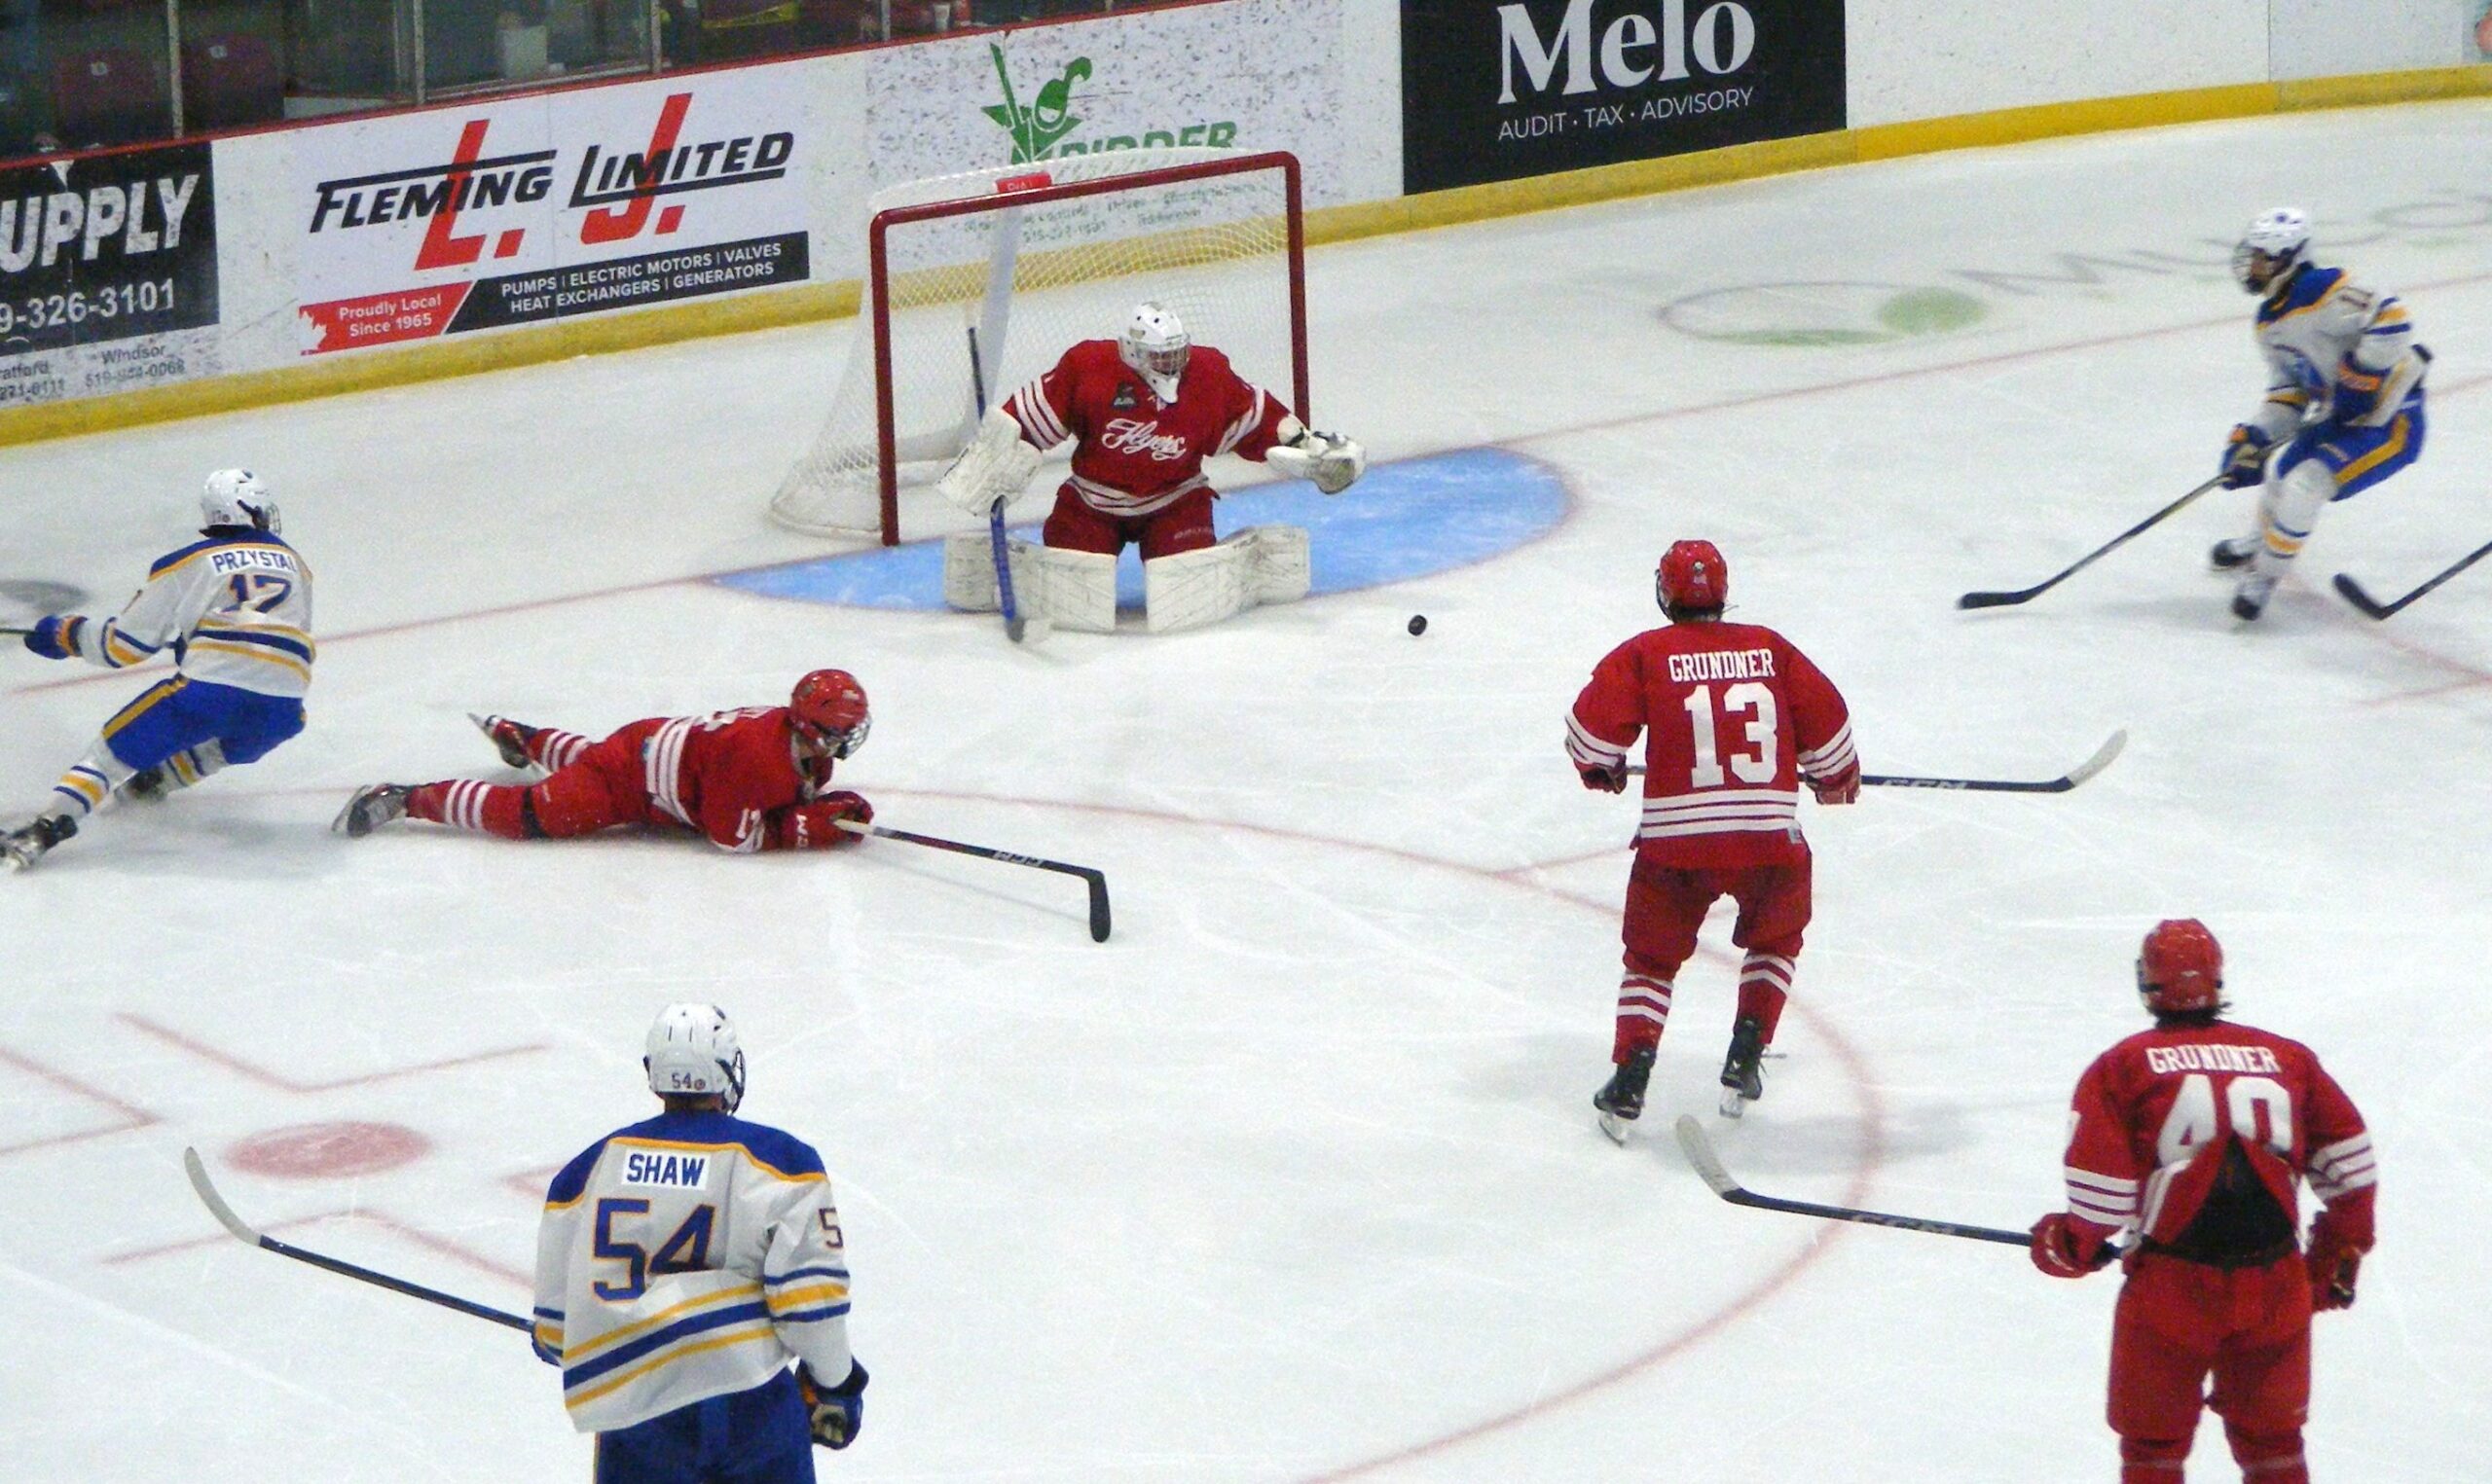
[2331,534,2492,619]
[970,325,1047,648]
[1958,474,2225,609]
[1627,729,2125,794]
[837,818,1110,942]
[1671,1117,2033,1249]
[183,1147,531,1333]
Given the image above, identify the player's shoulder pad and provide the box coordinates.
[545,1134,619,1208]
[2259,265,2345,324]
[720,1117,827,1181]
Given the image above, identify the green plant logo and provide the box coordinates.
[984,45,1092,163]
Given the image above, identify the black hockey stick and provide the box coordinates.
[1626,730,2125,795]
[2332,535,2492,619]
[183,1147,531,1333]
[0,625,29,636]
[837,819,1110,942]
[1672,1117,2030,1248]
[1958,474,2226,609]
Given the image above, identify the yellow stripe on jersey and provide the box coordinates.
[562,1281,765,1363]
[763,1281,850,1314]
[2335,414,2411,485]
[187,639,312,684]
[562,1325,780,1412]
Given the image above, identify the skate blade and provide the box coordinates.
[1717,1087,1749,1119]
[1598,1110,1635,1145]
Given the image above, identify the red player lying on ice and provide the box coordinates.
[935,302,1367,633]
[332,670,875,852]
[1565,540,1858,1136]
[2031,920,2376,1484]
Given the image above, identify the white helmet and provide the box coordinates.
[201,469,280,534]
[644,1003,746,1111]
[1118,302,1190,402]
[2232,207,2311,297]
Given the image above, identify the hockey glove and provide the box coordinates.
[21,615,78,660]
[2305,1207,2368,1311]
[1578,764,1629,794]
[799,1359,867,1450]
[2028,1213,2113,1279]
[2218,424,2273,489]
[1809,768,1860,806]
[769,794,873,851]
[1266,428,1367,495]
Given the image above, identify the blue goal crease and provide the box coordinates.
[711,449,1571,613]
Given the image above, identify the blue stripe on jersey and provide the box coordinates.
[546,1138,613,1207]
[771,1302,852,1324]
[562,1298,773,1388]
[2258,266,2344,324]
[765,1266,849,1286]
[620,1110,828,1180]
[194,625,314,662]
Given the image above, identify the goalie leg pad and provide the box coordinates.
[1144,536,1255,633]
[943,530,1001,612]
[1014,540,1118,633]
[1244,524,1310,603]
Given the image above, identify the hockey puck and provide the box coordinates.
[1408,614,1428,636]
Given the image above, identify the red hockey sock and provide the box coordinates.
[1737,950,1794,1043]
[407,779,532,840]
[1612,971,1672,1062]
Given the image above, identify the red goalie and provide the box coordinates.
[334,670,875,853]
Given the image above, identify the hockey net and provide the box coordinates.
[770,148,1307,545]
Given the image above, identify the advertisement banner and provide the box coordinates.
[1401,0,1847,194]
[0,139,220,406]
[859,0,1348,209]
[292,69,811,356]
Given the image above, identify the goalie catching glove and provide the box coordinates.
[937,407,1044,515]
[1264,417,1367,495]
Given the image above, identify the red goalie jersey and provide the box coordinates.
[2059,1021,2377,1261]
[1567,622,1857,869]
[1002,340,1295,518]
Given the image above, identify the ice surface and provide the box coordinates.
[5,101,2490,1481]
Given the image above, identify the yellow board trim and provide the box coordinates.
[5,64,2486,450]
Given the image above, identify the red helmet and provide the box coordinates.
[789,670,870,759]
[1657,539,1728,614]
[2137,919,2224,1016]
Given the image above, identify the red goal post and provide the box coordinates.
[771,149,1309,546]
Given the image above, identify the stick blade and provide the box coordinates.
[2060,729,2128,789]
[1672,1115,1742,1198]
[1956,589,2035,610]
[1084,871,1111,942]
[183,1146,263,1246]
[2330,573,2392,619]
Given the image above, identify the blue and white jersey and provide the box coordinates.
[59,530,314,699]
[532,1110,855,1434]
[2247,263,2426,438]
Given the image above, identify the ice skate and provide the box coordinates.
[2231,571,2279,622]
[1,814,76,873]
[470,713,539,771]
[1718,1015,1766,1118]
[333,783,412,839]
[1593,1045,1656,1145]
[2209,536,2258,571]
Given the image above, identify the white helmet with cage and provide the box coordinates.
[644,1003,747,1111]
[2231,207,2311,297]
[1118,302,1190,402]
[201,469,280,534]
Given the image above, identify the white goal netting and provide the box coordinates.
[770,148,1305,544]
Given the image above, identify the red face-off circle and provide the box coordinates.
[226,1121,430,1178]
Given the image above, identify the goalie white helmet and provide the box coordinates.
[644,1003,747,1112]
[201,468,280,534]
[1118,302,1190,402]
[2231,207,2311,296]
